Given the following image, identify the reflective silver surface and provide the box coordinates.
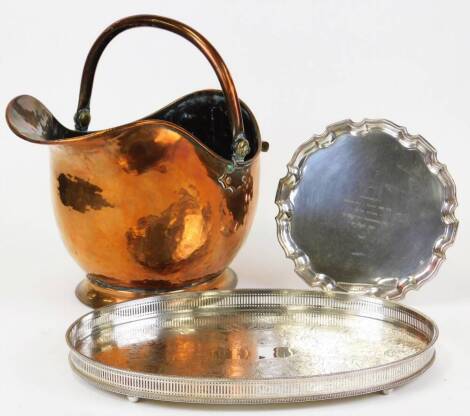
[276,119,458,299]
[67,290,437,403]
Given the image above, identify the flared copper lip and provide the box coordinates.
[5,89,262,166]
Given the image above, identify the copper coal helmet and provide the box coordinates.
[6,15,268,307]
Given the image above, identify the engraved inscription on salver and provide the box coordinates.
[342,188,408,245]
[343,196,389,238]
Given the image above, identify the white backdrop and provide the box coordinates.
[0,0,469,414]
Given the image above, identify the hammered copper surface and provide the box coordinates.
[48,121,259,291]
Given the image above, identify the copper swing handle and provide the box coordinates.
[74,14,250,162]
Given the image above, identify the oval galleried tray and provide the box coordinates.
[66,289,436,404]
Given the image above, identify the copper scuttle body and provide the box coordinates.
[6,15,268,307]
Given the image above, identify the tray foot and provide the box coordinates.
[75,268,237,308]
[127,396,139,403]
[381,388,394,395]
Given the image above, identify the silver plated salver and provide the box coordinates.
[276,119,458,299]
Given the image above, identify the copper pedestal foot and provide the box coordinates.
[75,268,238,308]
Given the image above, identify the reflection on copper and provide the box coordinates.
[91,318,259,378]
[46,123,259,293]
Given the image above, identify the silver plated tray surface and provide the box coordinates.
[67,289,437,404]
[276,119,458,299]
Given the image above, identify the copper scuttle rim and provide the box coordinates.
[5,89,263,167]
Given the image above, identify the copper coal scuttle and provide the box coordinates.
[6,15,268,307]
[6,14,459,405]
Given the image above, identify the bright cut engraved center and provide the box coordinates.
[76,310,427,379]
